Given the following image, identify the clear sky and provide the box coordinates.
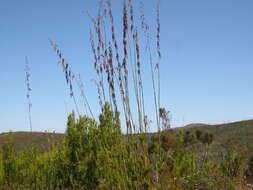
[1,0,253,133]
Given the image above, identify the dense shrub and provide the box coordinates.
[183,131,195,145]
[2,135,17,186]
[195,130,213,146]
[221,150,242,178]
[245,151,253,180]
[248,152,253,174]
[171,149,196,177]
[0,116,249,189]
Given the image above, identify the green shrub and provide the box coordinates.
[248,152,253,174]
[221,150,242,178]
[1,134,17,186]
[172,149,196,177]
[183,131,195,145]
[0,153,4,186]
[196,130,213,146]
[245,151,253,179]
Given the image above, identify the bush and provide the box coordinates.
[245,151,253,180]
[248,152,253,174]
[172,149,196,177]
[183,131,195,145]
[1,134,17,186]
[196,130,213,146]
[221,150,242,178]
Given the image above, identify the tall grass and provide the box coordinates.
[24,57,33,132]
[86,0,163,135]
[49,39,81,117]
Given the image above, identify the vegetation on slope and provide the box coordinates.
[1,119,252,156]
[0,119,253,189]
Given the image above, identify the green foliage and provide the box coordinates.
[2,134,17,186]
[221,150,242,178]
[171,149,196,177]
[246,151,253,179]
[196,130,213,146]
[0,113,250,189]
[249,152,253,174]
[1,107,250,190]
[161,130,180,151]
[195,130,202,140]
[185,162,238,190]
[183,131,195,145]
[0,153,3,185]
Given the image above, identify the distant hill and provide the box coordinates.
[183,123,210,129]
[0,132,63,152]
[181,119,253,167]
[0,120,252,159]
[184,119,253,155]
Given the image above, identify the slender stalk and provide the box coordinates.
[156,0,161,131]
[128,0,145,133]
[140,3,159,132]
[106,0,130,132]
[25,56,33,132]
[49,39,80,116]
[76,74,94,119]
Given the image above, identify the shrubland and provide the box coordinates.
[1,0,252,189]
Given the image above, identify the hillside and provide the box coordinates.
[0,120,253,189]
[0,119,252,156]
[184,120,253,154]
[0,132,63,152]
[178,119,253,169]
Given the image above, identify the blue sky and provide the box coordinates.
[1,0,253,133]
